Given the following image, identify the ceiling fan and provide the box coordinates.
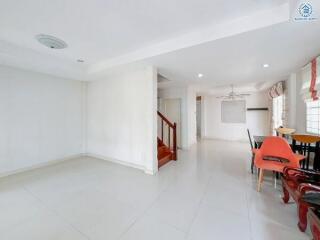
[216,85,251,100]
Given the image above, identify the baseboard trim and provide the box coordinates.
[86,153,155,175]
[144,169,156,175]
[201,136,247,143]
[86,153,144,170]
[0,153,157,179]
[0,153,85,179]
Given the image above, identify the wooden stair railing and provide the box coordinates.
[157,111,177,163]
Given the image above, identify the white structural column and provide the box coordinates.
[286,73,297,129]
[86,65,159,174]
[145,66,158,174]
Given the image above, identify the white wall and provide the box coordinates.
[86,66,157,174]
[286,73,297,128]
[158,86,197,149]
[295,71,307,133]
[203,92,270,141]
[0,66,85,176]
[286,71,306,134]
[187,87,197,146]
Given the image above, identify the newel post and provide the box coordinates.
[173,122,177,160]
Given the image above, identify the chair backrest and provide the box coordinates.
[247,129,254,150]
[275,126,283,137]
[292,134,320,170]
[275,127,295,138]
[260,136,294,159]
[254,136,300,172]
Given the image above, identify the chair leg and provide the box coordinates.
[257,169,264,192]
[251,155,254,174]
[282,185,290,203]
[272,171,278,189]
[298,202,308,232]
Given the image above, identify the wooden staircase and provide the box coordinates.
[157,111,177,168]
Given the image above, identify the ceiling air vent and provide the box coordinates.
[35,34,68,49]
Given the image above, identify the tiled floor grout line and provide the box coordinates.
[115,172,181,240]
[0,185,44,234]
[245,174,255,240]
[21,185,92,240]
[183,173,215,239]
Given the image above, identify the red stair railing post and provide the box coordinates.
[161,119,164,142]
[168,125,171,148]
[173,122,177,160]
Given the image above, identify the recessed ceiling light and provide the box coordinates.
[77,59,84,63]
[263,64,269,68]
[198,73,204,78]
[35,34,67,49]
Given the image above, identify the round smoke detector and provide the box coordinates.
[35,34,68,49]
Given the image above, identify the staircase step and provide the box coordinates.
[158,144,173,168]
[158,152,172,168]
[158,146,170,157]
[157,138,165,147]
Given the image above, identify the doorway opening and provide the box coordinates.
[196,96,202,139]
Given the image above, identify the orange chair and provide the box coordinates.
[254,136,305,192]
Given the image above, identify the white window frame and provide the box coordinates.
[306,100,320,135]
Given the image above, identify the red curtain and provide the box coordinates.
[310,58,318,101]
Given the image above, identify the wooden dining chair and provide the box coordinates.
[291,135,320,170]
[275,126,284,136]
[276,127,296,138]
[282,167,320,232]
[247,129,256,174]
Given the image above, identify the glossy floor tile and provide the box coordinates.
[0,140,311,239]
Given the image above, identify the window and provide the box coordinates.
[273,95,284,129]
[306,100,320,135]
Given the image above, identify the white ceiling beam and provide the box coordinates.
[88,3,290,74]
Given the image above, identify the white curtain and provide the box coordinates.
[268,81,285,99]
[268,81,286,134]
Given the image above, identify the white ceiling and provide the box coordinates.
[0,0,286,61]
[152,20,320,89]
[0,0,319,90]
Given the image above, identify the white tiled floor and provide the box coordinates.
[0,140,311,239]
